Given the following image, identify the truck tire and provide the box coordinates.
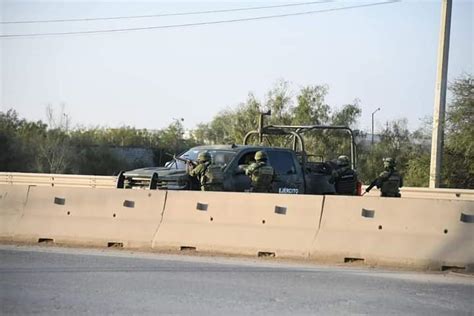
[116,171,125,189]
[149,172,158,190]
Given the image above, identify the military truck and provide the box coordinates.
[118,144,333,194]
[116,113,360,195]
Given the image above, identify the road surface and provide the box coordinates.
[0,245,473,315]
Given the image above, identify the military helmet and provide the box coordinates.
[254,150,267,161]
[383,157,396,168]
[197,151,211,163]
[337,155,350,166]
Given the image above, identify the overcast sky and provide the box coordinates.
[0,0,472,133]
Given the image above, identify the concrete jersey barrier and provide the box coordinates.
[13,186,166,248]
[153,190,324,257]
[311,195,474,269]
[1,172,473,200]
[362,185,474,200]
[2,183,473,270]
[0,184,29,239]
[0,172,116,189]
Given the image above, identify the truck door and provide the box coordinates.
[227,150,256,192]
[267,150,304,194]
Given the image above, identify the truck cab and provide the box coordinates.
[226,147,307,194]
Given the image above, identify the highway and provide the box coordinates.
[0,245,473,315]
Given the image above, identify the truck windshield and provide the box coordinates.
[167,149,236,169]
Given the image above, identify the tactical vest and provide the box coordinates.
[251,163,274,193]
[202,165,225,191]
[335,169,357,195]
[380,171,402,197]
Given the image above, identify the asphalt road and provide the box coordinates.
[0,245,473,315]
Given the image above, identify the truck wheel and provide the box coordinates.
[116,171,125,189]
[149,172,158,190]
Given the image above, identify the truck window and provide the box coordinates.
[178,149,235,168]
[268,151,296,175]
[238,151,257,165]
[212,151,235,167]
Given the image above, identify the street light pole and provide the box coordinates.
[371,107,380,145]
[429,0,452,188]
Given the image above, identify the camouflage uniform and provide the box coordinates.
[331,156,358,195]
[188,151,223,191]
[366,158,403,197]
[245,151,275,193]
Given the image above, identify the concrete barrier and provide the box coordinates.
[0,184,29,239]
[362,185,474,200]
[311,195,474,269]
[152,191,324,257]
[13,186,166,248]
[0,172,116,189]
[3,183,473,270]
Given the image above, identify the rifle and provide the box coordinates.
[365,169,394,195]
[365,179,378,194]
[169,153,198,167]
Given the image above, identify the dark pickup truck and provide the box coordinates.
[117,113,360,195]
[117,144,357,195]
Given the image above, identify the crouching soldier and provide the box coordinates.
[331,155,358,195]
[245,151,275,193]
[365,157,403,197]
[187,151,223,191]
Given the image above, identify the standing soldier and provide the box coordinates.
[331,155,358,195]
[245,150,275,193]
[365,157,403,197]
[187,151,223,191]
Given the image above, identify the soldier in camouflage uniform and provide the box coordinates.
[245,150,275,193]
[365,157,403,197]
[187,151,223,191]
[330,155,358,195]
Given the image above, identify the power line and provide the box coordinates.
[0,1,400,39]
[1,1,332,24]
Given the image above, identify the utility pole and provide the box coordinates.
[429,0,452,188]
[371,107,380,145]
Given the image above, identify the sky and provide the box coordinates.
[0,0,472,134]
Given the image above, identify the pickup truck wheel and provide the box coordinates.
[116,171,125,189]
[149,172,158,190]
[187,178,200,191]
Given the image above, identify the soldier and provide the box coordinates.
[331,155,358,195]
[365,157,403,197]
[187,151,223,191]
[245,150,275,193]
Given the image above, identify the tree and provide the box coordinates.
[192,123,212,145]
[190,82,362,163]
[357,119,416,183]
[292,97,361,162]
[265,80,293,125]
[331,101,362,127]
[0,109,47,172]
[292,85,330,125]
[443,74,474,188]
[160,119,187,153]
[36,105,73,173]
[232,94,264,143]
